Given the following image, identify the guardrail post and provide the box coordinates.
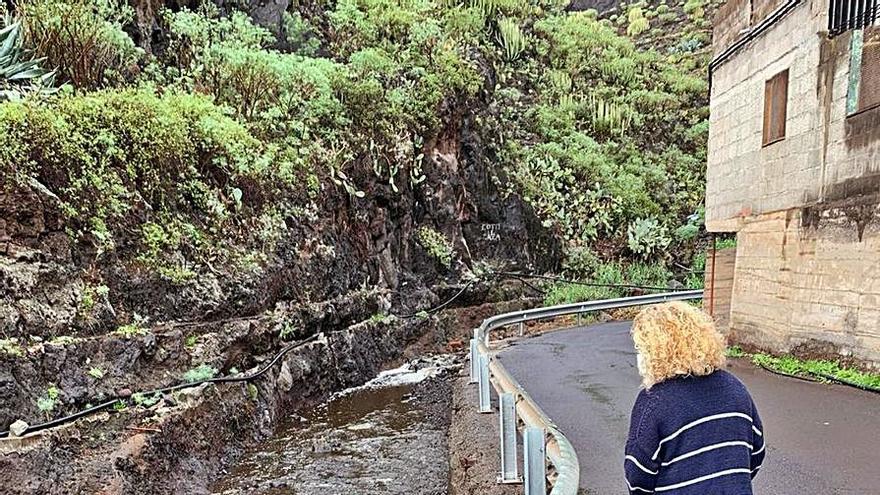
[469,336,478,384]
[518,321,524,336]
[524,427,546,495]
[576,312,582,327]
[478,353,492,413]
[498,392,521,483]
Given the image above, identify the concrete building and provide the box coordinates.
[706,0,880,367]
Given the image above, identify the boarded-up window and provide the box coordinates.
[858,28,880,112]
[763,69,788,146]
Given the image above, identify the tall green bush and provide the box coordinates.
[19,0,141,88]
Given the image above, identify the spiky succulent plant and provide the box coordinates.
[0,15,55,100]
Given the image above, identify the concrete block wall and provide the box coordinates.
[706,0,880,365]
[729,209,880,368]
[707,1,827,229]
[713,0,751,54]
[703,247,737,331]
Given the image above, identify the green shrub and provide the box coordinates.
[20,0,141,88]
[562,245,601,277]
[279,322,295,340]
[715,237,737,249]
[544,283,611,305]
[0,88,280,262]
[131,392,160,407]
[658,11,680,22]
[183,364,218,383]
[281,11,320,56]
[497,17,526,61]
[417,226,455,268]
[627,217,671,259]
[625,261,671,287]
[626,7,650,36]
[78,283,109,316]
[0,338,24,357]
[36,386,60,418]
[683,0,707,19]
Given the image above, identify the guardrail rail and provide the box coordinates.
[469,290,704,495]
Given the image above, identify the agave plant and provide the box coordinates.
[0,15,55,101]
[497,17,526,62]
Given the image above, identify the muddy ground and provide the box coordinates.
[448,371,520,495]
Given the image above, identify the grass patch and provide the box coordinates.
[47,335,80,346]
[725,345,745,358]
[0,338,24,357]
[543,283,618,305]
[727,347,880,391]
[114,322,147,338]
[183,364,218,383]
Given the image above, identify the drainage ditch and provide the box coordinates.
[211,356,456,495]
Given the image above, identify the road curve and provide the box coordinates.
[497,321,880,495]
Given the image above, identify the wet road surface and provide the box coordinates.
[498,321,880,495]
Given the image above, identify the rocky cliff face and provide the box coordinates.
[0,110,558,430]
[0,123,556,342]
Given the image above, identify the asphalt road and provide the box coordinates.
[498,321,880,495]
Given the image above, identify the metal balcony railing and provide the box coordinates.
[829,0,879,36]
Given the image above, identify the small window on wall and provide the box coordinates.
[762,69,789,146]
[847,27,880,115]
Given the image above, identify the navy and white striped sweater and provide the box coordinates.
[625,370,765,494]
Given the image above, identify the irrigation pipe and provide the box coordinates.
[492,271,696,292]
[755,363,822,384]
[1,278,484,439]
[814,372,880,395]
[2,270,702,439]
[390,280,478,318]
[0,333,323,439]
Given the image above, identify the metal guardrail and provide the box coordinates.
[469,290,704,495]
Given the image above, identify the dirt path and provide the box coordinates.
[448,372,520,495]
[498,321,880,495]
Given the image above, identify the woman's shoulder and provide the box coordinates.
[644,370,750,400]
[712,369,751,392]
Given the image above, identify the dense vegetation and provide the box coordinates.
[0,0,716,296]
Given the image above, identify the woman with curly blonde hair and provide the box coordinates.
[624,302,765,495]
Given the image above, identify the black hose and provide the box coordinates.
[707,0,803,93]
[509,275,547,296]
[755,363,880,394]
[1,270,698,438]
[390,280,477,319]
[756,363,822,384]
[814,372,880,394]
[494,271,695,292]
[5,279,484,438]
[0,333,322,438]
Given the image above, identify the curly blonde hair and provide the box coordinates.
[631,301,726,389]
